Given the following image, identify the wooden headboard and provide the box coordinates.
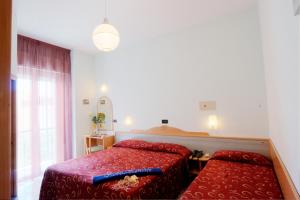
[116,125,270,157]
[130,125,209,137]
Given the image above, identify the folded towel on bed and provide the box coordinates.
[93,168,162,185]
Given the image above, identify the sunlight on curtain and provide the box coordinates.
[17,74,58,181]
[17,69,61,181]
[17,35,72,182]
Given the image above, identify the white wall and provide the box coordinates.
[71,50,96,157]
[95,7,269,137]
[258,0,300,193]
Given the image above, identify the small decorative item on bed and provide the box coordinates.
[112,175,139,191]
[92,168,163,184]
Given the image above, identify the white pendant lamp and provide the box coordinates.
[93,0,120,52]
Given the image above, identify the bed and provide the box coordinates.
[39,139,191,199]
[180,150,283,200]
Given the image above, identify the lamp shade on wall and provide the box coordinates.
[208,115,218,130]
[100,84,109,93]
[93,18,120,52]
[124,116,133,126]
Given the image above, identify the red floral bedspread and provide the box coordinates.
[180,160,283,200]
[40,146,189,199]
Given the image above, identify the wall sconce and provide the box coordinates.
[100,84,108,93]
[208,115,218,130]
[124,116,133,126]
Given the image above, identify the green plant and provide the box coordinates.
[91,113,105,124]
[97,112,106,123]
[92,116,98,124]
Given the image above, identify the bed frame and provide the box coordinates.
[116,125,300,199]
[116,125,270,157]
[129,125,209,137]
[270,141,300,200]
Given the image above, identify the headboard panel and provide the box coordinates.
[130,125,209,137]
[116,126,270,157]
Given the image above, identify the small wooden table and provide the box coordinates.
[84,135,114,155]
[189,155,211,175]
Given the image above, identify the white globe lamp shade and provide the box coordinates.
[93,20,120,52]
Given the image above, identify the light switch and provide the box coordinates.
[200,101,216,111]
[82,99,90,105]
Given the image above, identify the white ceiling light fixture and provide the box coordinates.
[92,0,120,52]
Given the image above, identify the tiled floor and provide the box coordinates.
[17,177,43,200]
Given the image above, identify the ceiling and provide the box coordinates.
[18,0,257,54]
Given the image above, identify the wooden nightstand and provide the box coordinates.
[84,135,114,155]
[189,154,211,175]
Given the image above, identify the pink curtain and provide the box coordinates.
[17,35,72,181]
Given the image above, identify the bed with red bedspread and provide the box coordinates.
[39,139,191,199]
[180,150,283,200]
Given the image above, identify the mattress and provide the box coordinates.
[39,140,191,199]
[180,159,283,200]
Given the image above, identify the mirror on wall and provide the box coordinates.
[97,96,114,132]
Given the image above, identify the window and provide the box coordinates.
[17,35,72,182]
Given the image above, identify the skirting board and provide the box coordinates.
[269,141,300,200]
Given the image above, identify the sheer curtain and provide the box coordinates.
[17,35,72,181]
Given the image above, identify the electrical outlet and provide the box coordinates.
[200,101,216,111]
[162,119,168,124]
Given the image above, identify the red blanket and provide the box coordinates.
[180,159,283,200]
[40,140,191,199]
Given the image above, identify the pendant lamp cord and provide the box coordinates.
[105,0,108,19]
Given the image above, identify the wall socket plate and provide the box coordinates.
[200,101,216,111]
[82,99,90,105]
[162,119,168,124]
